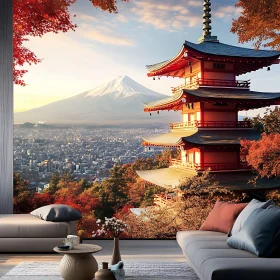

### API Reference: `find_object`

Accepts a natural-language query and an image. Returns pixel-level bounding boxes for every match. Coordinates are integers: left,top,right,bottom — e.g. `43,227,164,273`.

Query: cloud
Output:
188,1,202,7
131,0,201,31
116,14,128,23
78,14,99,22
214,6,243,20
79,24,135,46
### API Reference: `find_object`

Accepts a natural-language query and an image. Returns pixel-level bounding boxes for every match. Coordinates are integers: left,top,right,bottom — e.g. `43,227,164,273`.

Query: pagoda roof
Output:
136,167,196,189
185,41,280,59
142,128,260,147
183,88,280,101
137,168,280,191
144,88,280,112
143,129,197,147
146,41,280,77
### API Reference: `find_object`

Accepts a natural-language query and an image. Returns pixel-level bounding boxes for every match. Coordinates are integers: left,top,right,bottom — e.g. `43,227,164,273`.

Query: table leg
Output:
59,253,98,280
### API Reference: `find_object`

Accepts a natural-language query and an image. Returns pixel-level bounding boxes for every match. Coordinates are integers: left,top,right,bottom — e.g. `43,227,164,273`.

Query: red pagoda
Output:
137,0,280,191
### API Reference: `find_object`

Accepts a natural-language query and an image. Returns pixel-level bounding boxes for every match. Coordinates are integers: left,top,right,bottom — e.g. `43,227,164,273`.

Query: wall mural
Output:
13,0,280,239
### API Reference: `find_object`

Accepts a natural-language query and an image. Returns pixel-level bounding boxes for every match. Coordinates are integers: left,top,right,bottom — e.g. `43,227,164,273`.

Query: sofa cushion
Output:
0,214,70,238
31,204,82,222
177,230,227,252
200,201,248,233
227,207,280,257
201,258,280,280
230,199,274,236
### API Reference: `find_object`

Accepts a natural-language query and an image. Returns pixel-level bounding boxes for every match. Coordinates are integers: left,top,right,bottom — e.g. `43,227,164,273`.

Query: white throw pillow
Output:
230,199,275,236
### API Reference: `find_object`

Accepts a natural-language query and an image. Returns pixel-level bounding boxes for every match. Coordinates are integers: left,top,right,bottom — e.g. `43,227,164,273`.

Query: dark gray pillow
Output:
227,207,280,257
31,204,82,222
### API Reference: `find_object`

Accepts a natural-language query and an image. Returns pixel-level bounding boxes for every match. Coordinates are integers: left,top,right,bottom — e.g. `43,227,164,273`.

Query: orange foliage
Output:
240,133,280,178
29,192,54,210
54,182,99,214
231,0,280,50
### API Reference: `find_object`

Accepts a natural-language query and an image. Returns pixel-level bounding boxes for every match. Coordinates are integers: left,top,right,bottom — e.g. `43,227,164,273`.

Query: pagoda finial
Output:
203,0,212,36
198,0,219,44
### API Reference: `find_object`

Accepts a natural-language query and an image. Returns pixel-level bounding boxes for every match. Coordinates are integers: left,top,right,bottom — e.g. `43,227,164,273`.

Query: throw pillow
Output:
227,207,280,257
31,204,82,222
200,200,248,234
230,199,275,236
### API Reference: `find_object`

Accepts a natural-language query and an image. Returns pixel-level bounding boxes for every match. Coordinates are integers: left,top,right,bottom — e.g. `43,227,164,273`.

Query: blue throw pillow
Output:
230,199,275,236
227,207,280,257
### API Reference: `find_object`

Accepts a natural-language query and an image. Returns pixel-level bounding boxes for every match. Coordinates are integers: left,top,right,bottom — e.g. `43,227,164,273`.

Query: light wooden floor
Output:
0,240,186,277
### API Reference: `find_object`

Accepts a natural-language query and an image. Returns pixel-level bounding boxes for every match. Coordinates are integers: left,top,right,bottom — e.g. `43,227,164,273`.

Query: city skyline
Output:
14,0,280,117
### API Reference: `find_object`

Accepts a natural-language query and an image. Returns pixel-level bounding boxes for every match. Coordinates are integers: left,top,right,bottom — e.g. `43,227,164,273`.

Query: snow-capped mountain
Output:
15,76,180,125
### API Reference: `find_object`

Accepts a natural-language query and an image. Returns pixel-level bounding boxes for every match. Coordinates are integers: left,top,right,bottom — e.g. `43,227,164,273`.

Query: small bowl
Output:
57,245,70,251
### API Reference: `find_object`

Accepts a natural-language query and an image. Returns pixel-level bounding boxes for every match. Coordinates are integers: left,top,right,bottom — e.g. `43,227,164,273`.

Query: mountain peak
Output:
14,75,181,125
82,76,162,99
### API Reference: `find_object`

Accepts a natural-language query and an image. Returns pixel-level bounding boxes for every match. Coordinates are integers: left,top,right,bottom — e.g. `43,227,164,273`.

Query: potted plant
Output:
93,217,128,264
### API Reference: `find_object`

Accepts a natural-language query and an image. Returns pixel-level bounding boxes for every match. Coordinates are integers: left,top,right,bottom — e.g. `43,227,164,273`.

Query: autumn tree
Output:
231,0,280,50
245,107,280,134
14,0,128,85
240,133,280,178
13,173,32,213
120,171,244,239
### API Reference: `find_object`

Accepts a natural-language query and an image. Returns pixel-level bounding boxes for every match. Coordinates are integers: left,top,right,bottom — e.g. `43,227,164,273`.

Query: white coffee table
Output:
54,244,102,280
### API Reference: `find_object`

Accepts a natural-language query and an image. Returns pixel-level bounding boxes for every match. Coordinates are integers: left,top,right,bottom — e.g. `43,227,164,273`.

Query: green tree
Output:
103,164,129,208
47,171,60,194
245,107,280,133
13,173,32,213
13,172,29,197
94,164,129,219
141,185,166,207
80,178,91,190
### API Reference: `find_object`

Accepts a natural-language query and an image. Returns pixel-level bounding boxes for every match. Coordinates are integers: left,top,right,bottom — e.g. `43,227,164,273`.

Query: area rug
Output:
0,261,199,280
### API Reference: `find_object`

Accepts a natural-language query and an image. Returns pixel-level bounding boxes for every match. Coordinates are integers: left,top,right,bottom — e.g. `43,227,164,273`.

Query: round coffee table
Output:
54,244,102,280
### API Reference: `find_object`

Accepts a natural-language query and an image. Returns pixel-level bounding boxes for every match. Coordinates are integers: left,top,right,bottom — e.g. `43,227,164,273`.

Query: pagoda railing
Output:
154,194,175,207
196,162,251,171
170,158,197,169
170,159,251,171
198,78,250,88
171,79,250,94
170,121,196,129
170,120,252,129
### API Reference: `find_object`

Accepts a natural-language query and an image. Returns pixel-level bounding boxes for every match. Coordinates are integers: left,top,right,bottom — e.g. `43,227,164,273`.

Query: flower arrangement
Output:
92,217,128,238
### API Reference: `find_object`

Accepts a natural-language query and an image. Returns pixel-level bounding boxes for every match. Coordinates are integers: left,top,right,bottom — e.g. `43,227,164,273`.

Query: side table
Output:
54,244,102,280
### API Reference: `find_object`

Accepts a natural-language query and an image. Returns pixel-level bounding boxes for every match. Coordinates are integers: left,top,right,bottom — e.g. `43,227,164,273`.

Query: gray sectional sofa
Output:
177,230,280,280
0,214,77,252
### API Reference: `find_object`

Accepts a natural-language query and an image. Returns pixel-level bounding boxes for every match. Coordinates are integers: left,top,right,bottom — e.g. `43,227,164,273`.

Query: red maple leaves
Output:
13,0,129,86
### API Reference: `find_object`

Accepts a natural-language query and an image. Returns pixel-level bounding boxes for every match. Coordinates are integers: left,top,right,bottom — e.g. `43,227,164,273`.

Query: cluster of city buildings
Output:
14,126,166,192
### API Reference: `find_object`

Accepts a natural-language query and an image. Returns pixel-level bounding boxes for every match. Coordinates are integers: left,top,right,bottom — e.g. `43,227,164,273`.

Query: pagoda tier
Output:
136,168,280,191
144,88,280,112
142,129,260,147
142,129,259,172
146,41,280,78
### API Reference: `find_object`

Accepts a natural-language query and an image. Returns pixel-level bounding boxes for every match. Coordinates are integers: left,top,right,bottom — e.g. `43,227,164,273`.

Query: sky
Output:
14,0,280,117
